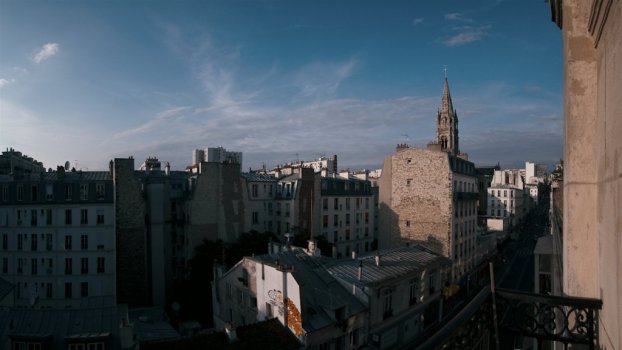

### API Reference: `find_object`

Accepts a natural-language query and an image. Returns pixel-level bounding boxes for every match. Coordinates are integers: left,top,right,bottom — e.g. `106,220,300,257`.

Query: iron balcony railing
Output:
415,286,602,350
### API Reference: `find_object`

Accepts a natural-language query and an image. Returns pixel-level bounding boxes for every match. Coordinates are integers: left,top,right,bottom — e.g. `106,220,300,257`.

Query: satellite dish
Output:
64,161,70,171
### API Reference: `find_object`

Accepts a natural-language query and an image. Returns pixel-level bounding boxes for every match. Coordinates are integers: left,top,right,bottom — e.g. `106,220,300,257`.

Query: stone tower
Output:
436,77,459,155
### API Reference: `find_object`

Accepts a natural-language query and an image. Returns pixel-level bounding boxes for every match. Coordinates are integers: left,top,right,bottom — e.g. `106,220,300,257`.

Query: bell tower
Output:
436,70,459,155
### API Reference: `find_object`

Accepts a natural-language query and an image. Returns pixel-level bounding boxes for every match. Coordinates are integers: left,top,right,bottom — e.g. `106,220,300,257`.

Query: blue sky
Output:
0,0,562,172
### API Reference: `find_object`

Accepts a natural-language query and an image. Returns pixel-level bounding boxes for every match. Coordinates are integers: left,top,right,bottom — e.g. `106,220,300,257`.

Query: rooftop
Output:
326,245,450,287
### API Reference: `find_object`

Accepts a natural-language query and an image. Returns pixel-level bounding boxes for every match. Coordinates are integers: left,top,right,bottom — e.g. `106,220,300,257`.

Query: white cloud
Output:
444,12,473,22
443,25,491,47
413,17,424,25
33,43,60,64
0,78,15,88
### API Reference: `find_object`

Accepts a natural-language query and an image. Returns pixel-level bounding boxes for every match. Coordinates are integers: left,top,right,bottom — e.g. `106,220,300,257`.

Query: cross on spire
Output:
443,65,448,79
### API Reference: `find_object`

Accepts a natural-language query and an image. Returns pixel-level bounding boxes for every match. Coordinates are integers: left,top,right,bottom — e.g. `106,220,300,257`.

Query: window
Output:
65,258,72,274
65,209,72,225
30,209,37,226
31,185,38,201
96,210,104,225
46,234,53,251
2,257,7,273
406,220,410,227
2,185,7,201
17,184,24,201
323,215,328,228
81,258,88,274
65,184,72,200
429,270,437,294
333,214,338,227
365,198,369,209
334,198,338,210
31,233,37,251
323,198,328,210
80,209,88,225
65,282,72,298
252,212,259,224
80,184,88,200
17,234,23,250
17,258,23,273
406,178,412,186
2,234,6,250
81,282,88,297
409,278,419,305
365,212,369,224
46,184,54,200
31,258,37,275
251,184,258,197
96,183,105,200
226,283,232,298
46,209,52,225
383,289,393,319
65,235,72,250
97,257,105,273
17,210,21,226
345,229,350,240
345,214,350,225
46,283,52,298
346,198,350,210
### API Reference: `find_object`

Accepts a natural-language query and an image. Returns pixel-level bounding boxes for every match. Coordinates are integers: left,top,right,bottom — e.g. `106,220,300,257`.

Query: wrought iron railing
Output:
413,286,602,350
496,288,602,350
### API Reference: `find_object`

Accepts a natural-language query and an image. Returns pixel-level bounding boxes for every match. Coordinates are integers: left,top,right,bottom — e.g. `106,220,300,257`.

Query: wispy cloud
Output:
0,78,15,88
293,58,358,99
413,17,424,25
444,12,474,23
112,106,192,140
443,25,491,46
33,43,60,64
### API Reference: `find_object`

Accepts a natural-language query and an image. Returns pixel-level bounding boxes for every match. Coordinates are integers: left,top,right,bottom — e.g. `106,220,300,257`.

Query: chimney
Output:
358,260,363,281
307,239,317,256
225,322,238,343
374,253,381,267
165,162,170,176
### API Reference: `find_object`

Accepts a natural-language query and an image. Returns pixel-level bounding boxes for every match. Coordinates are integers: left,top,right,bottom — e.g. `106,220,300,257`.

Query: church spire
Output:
436,72,459,155
440,77,454,115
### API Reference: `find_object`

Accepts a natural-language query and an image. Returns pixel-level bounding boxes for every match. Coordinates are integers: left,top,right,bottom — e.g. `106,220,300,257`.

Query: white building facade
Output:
0,169,116,308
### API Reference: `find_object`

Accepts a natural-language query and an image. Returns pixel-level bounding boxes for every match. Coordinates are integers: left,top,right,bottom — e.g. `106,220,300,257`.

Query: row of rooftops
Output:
250,243,449,289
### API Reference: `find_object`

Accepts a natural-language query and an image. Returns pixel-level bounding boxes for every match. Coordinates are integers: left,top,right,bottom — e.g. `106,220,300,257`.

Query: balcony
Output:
417,286,602,350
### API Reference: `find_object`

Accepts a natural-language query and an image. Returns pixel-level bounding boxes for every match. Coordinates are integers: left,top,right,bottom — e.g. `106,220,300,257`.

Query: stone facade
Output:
550,0,622,348
378,79,478,281
379,147,477,281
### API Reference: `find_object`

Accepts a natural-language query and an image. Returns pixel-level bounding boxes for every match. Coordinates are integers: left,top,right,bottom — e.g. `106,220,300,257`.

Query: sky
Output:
0,0,563,172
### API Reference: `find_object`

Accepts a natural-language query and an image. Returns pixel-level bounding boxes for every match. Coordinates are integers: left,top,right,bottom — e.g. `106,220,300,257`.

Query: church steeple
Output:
436,73,459,155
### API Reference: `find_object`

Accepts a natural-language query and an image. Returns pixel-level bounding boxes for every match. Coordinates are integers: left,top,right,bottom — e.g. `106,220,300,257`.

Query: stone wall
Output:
559,1,621,348
380,148,453,256
113,158,150,307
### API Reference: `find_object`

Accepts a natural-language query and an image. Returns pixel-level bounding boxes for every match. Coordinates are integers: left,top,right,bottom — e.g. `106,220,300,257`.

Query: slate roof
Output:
240,173,277,182
326,246,451,287
129,307,180,343
0,171,112,182
0,305,129,349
